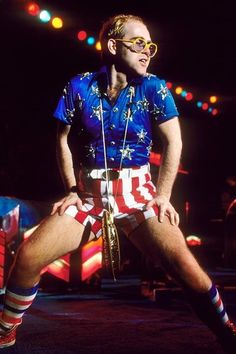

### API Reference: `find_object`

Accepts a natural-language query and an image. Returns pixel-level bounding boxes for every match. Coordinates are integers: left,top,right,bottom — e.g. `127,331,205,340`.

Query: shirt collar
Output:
93,66,145,95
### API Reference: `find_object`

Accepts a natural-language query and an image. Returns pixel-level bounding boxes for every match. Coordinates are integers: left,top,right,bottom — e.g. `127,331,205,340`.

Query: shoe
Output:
218,321,236,354
0,326,17,348
0,317,21,349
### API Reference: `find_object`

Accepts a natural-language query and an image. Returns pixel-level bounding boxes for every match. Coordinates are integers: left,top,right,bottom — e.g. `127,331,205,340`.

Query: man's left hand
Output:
146,195,180,226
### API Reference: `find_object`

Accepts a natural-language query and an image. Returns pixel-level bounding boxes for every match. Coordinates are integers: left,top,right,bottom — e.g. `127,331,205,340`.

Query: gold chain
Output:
100,85,135,281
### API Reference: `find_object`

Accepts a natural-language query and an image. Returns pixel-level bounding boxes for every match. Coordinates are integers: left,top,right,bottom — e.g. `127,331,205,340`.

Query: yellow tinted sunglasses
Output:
115,37,158,58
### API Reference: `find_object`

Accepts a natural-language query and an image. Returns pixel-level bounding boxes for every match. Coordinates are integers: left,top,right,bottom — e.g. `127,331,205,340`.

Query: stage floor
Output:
1,272,236,354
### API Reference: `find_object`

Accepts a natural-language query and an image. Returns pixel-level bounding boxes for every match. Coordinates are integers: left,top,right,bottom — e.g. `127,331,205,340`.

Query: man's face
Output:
115,20,154,77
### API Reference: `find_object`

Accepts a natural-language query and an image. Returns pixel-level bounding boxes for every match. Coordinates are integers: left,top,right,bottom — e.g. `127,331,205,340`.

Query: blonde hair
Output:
99,14,145,61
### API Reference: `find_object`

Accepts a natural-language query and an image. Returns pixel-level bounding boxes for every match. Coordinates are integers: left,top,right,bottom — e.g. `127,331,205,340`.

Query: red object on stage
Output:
81,238,103,281
41,254,71,282
0,229,6,288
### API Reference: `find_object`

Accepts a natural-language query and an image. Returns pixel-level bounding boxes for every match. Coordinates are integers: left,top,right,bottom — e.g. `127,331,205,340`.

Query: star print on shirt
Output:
127,86,135,98
145,73,156,80
146,141,153,156
136,97,149,112
80,72,92,80
120,145,135,160
62,84,70,99
90,105,102,120
158,84,169,100
123,108,134,121
91,85,102,98
137,129,147,143
62,89,67,98
66,108,75,122
54,70,179,168
76,93,85,110
151,104,165,119
85,144,96,158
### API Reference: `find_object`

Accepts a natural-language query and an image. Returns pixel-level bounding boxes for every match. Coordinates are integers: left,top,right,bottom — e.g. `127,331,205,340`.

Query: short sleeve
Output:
53,81,76,125
151,79,179,124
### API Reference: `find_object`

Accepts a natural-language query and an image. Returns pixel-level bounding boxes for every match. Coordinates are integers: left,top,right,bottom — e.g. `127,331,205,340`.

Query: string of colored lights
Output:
25,2,101,49
166,82,219,116
25,1,219,116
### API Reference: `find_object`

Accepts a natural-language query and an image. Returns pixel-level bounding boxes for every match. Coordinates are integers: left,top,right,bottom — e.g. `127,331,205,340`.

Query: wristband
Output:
69,186,78,193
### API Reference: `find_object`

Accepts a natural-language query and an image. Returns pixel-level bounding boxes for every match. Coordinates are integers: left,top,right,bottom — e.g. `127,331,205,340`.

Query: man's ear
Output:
107,38,117,55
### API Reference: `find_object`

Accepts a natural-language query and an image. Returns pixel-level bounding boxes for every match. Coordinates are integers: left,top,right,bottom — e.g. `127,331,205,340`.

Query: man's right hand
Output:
51,192,83,216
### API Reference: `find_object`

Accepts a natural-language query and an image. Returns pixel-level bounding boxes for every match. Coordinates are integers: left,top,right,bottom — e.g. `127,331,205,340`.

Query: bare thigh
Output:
12,212,95,280
128,216,211,292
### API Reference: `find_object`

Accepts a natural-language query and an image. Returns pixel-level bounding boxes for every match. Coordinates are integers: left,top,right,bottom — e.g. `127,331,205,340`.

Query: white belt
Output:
83,164,150,180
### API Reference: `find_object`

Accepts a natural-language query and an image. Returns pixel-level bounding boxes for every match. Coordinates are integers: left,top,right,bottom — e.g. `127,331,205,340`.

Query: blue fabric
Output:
54,66,179,168
0,197,40,229
208,283,217,298
7,283,39,296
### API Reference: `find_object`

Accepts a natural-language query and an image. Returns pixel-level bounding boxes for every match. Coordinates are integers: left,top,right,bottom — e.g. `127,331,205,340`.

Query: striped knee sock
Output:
0,283,39,332
185,283,231,337
208,283,230,325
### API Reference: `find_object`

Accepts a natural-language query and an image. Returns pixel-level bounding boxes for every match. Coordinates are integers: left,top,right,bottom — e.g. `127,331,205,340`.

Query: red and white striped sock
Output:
0,283,39,332
208,283,230,325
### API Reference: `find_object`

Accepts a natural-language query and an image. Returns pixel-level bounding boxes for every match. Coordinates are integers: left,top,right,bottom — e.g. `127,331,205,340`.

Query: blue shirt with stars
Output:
53,66,179,169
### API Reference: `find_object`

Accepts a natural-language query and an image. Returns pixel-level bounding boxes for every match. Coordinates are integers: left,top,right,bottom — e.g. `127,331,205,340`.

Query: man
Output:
0,14,235,352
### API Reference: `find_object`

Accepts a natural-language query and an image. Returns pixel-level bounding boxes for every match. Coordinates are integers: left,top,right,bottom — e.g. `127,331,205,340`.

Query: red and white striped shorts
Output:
65,164,159,238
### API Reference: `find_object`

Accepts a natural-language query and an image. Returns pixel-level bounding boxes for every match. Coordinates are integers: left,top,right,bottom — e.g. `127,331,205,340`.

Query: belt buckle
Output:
102,170,119,181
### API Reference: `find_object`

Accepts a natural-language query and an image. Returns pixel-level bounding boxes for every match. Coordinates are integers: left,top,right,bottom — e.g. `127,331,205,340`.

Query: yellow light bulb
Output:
52,17,63,29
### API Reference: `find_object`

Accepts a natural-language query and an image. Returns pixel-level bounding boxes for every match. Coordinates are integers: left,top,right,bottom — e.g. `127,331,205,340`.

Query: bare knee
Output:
12,241,42,277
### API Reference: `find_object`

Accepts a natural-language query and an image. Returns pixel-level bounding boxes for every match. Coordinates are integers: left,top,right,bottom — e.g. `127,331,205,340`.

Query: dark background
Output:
0,0,235,228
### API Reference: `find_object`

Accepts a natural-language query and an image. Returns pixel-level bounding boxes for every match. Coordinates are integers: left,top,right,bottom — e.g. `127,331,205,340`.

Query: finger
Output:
146,200,154,210
76,199,83,210
175,212,180,226
51,202,62,215
59,197,81,215
59,202,69,215
169,210,176,225
158,205,165,223
58,199,73,215
50,205,57,215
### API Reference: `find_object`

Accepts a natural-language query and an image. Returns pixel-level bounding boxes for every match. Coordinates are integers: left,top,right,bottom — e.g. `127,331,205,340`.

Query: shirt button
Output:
109,124,116,130
113,107,119,112
110,141,115,146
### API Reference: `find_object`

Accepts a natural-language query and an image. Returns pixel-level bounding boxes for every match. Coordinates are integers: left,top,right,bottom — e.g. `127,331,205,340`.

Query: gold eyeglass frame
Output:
115,37,158,58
